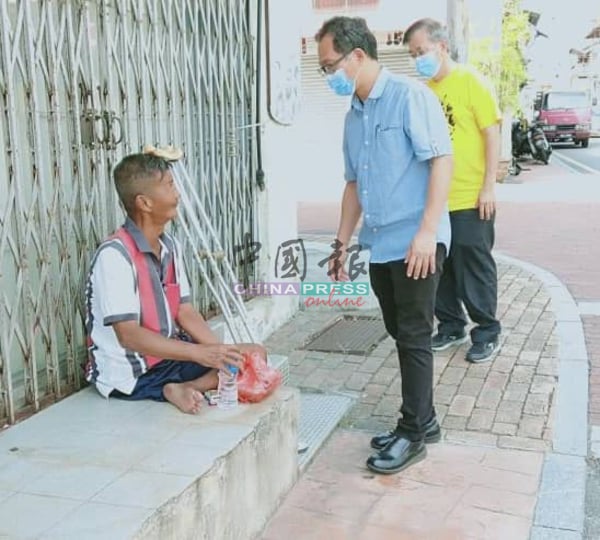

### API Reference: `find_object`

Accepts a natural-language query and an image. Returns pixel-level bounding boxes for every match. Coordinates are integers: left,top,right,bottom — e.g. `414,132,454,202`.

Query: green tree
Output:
469,0,530,113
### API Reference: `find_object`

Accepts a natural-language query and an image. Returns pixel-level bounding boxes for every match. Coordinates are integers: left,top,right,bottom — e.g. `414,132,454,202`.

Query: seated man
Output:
85,151,265,414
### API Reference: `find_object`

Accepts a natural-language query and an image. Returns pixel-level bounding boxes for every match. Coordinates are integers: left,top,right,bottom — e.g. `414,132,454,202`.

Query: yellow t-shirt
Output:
428,66,501,211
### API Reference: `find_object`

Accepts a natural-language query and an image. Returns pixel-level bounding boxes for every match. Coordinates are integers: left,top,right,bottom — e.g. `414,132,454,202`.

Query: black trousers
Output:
369,244,446,441
435,209,501,343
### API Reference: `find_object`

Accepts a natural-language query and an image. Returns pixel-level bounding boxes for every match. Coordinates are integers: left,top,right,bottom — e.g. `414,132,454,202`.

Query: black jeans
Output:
435,209,501,344
369,244,446,441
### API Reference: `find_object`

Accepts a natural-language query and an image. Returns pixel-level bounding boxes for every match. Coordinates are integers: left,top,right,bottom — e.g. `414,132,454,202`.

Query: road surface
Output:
552,137,600,174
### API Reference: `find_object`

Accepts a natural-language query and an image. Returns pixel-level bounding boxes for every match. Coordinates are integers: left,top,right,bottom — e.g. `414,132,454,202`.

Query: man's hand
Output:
193,344,244,372
328,243,349,282
477,184,496,221
406,229,437,279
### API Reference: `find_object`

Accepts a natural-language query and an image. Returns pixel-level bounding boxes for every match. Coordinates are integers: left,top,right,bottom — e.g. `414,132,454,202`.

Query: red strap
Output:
86,228,180,373
116,228,179,367
87,228,179,370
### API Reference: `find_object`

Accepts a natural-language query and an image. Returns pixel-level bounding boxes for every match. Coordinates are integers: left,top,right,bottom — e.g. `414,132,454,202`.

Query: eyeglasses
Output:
317,52,350,76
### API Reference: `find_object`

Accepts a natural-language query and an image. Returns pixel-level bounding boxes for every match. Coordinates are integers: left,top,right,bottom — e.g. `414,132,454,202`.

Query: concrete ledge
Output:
533,454,586,533
0,386,299,539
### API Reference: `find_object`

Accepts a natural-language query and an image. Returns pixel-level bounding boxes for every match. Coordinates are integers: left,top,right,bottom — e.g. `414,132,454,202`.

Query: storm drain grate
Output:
298,392,355,471
302,315,387,355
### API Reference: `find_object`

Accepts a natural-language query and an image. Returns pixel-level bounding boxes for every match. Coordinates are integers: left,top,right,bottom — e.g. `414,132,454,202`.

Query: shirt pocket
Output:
376,124,403,136
375,125,403,163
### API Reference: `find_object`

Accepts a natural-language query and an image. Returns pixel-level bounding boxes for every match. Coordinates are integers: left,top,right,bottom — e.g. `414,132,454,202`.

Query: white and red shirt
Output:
85,219,191,397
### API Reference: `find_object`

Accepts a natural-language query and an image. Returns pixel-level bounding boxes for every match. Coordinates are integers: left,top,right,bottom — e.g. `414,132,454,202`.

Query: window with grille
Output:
313,0,379,10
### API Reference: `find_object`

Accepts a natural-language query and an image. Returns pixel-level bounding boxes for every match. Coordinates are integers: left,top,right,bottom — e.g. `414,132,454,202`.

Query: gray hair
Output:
403,18,449,45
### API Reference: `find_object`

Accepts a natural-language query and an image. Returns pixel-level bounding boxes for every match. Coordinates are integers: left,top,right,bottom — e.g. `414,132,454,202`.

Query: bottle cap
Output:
228,365,239,374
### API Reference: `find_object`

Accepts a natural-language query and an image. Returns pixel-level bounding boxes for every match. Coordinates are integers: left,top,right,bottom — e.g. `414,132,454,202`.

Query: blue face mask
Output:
415,51,442,79
326,68,355,96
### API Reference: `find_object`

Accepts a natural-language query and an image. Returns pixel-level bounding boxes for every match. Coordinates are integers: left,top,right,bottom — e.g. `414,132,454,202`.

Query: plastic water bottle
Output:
217,366,238,410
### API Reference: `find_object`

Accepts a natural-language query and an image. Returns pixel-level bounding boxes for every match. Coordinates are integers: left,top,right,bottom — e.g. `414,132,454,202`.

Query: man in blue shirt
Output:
316,17,453,475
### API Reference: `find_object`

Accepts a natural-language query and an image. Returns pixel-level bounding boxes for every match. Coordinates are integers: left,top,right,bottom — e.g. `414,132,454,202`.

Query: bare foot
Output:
163,382,203,414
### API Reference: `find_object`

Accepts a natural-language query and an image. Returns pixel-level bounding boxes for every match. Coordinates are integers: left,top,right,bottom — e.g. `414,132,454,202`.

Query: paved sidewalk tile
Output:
262,430,543,540
265,259,558,446
263,244,559,539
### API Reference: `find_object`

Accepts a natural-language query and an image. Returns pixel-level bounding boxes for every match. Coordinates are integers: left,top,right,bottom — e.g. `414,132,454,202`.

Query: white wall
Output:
240,0,310,340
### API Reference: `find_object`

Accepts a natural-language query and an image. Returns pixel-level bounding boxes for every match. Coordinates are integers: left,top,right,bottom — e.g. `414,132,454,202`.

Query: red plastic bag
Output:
237,352,283,403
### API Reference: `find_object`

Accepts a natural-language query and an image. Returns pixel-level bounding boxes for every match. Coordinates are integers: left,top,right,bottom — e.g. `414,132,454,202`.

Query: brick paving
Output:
297,167,600,430
263,258,556,538
266,262,557,451
584,316,600,426
495,197,600,432
279,160,600,538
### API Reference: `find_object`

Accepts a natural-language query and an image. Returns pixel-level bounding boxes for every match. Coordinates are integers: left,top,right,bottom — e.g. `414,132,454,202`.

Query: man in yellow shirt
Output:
404,18,501,363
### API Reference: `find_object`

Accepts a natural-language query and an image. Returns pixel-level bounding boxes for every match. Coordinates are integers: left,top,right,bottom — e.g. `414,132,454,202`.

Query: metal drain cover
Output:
298,392,354,470
303,315,387,355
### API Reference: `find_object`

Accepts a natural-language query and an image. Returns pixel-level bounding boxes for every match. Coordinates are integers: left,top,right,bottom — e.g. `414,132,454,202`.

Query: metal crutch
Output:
170,161,256,343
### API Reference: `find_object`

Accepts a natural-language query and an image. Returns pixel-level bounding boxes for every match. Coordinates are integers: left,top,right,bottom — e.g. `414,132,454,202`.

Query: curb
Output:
496,253,588,540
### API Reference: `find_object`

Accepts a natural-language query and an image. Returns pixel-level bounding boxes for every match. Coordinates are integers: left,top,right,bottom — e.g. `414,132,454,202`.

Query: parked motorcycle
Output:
511,118,552,166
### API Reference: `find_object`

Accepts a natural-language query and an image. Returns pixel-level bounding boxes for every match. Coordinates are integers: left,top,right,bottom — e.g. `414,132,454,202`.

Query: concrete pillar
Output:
501,108,514,168
447,0,469,63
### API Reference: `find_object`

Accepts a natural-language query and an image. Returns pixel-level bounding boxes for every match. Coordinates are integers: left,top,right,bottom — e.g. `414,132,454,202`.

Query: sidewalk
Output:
495,158,600,539
262,249,560,539
261,158,599,539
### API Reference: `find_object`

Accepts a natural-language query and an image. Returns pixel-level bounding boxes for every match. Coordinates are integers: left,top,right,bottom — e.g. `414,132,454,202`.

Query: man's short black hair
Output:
113,153,170,216
315,16,378,60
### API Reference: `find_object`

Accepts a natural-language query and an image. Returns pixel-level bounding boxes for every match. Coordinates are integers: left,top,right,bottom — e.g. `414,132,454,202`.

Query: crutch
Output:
172,161,255,343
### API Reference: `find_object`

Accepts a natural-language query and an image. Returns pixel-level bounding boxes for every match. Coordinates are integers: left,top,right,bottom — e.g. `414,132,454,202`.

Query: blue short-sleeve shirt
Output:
343,68,453,263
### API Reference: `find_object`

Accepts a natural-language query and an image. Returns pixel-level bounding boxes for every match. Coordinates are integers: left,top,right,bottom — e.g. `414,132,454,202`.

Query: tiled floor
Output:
262,430,543,540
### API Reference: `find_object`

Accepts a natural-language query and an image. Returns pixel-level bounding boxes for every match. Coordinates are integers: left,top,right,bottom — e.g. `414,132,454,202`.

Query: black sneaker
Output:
466,340,499,363
431,332,468,351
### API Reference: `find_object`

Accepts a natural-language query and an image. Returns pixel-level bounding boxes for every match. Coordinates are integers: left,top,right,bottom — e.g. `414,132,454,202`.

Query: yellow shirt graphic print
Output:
428,66,501,212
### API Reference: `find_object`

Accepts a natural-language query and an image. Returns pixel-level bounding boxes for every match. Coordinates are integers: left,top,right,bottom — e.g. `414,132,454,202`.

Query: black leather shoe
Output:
366,435,426,475
370,417,441,450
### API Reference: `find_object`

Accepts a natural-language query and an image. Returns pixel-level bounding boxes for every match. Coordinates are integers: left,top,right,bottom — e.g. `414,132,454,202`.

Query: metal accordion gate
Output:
0,0,258,424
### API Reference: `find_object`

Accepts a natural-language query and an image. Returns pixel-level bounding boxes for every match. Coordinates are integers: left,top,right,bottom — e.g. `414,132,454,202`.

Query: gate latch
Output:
81,109,123,150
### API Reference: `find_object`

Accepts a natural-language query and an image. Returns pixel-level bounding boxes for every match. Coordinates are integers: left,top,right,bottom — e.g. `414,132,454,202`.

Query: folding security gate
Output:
0,0,258,424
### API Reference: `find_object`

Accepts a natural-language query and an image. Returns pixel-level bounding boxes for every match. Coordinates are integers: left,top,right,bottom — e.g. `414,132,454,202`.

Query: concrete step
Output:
0,386,299,540
0,353,353,539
